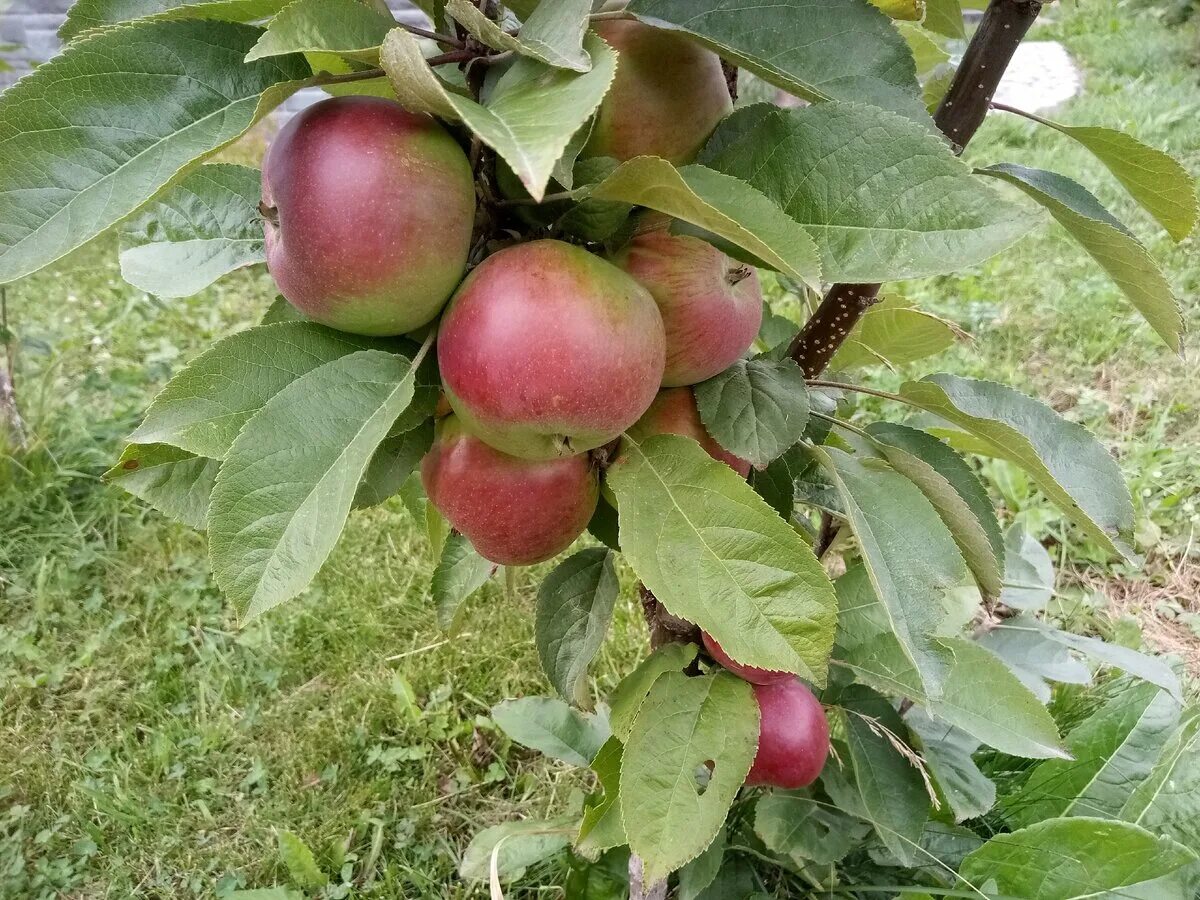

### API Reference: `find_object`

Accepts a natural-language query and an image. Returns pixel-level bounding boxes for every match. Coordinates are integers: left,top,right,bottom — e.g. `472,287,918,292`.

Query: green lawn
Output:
1,1,1198,896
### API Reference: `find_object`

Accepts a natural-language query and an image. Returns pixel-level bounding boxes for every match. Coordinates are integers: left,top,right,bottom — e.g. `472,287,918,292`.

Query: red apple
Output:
438,240,666,460
262,96,475,336
746,678,830,789
613,216,763,386
628,387,750,477
584,20,732,165
702,631,790,684
420,416,599,565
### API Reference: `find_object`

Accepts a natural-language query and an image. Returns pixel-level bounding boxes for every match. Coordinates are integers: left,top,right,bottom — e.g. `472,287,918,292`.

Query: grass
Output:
1,0,1198,895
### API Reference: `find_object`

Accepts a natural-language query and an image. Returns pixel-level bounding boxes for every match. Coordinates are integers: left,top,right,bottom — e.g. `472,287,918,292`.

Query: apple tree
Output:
1,0,1198,894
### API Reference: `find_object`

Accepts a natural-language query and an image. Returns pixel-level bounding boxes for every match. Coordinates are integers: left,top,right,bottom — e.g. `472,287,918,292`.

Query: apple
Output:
438,240,666,460
584,20,732,165
746,678,830,789
702,631,789,684
421,415,599,565
262,96,475,336
613,216,763,386
627,387,750,477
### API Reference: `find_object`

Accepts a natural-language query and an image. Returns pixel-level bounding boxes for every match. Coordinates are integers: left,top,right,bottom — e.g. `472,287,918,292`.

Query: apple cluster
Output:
260,20,826,789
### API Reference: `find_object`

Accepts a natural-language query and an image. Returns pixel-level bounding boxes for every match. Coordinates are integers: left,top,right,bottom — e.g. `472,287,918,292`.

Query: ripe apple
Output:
262,96,475,336
702,631,789,684
438,240,666,460
585,20,732,165
613,216,763,386
627,387,750,477
746,678,830,789
420,415,599,565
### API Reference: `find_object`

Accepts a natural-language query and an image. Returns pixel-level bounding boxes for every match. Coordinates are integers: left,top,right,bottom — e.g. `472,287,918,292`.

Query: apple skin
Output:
702,631,790,685
613,217,763,386
438,240,666,460
262,96,475,336
746,678,831,790
628,387,750,477
584,20,732,165
420,415,599,565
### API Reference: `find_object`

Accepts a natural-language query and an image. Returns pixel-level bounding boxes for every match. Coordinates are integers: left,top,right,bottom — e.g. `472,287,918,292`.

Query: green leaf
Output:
1121,709,1200,851
609,642,699,742
1022,119,1197,241
130,322,415,459
577,736,625,857
432,532,494,635
900,373,1138,562
754,791,871,866
626,0,927,121
868,0,921,20
906,708,997,822
277,831,327,888
245,0,396,64
381,28,615,200
976,617,1090,703
105,443,218,529
828,294,960,370
1032,624,1182,703
677,827,725,900
208,348,423,620
446,0,590,71
923,0,965,38
999,524,1055,610
979,163,1183,353
958,817,1197,900
491,697,609,767
867,422,1003,598
584,158,822,288
750,442,811,520
896,22,948,76
118,164,264,299
693,357,809,468
459,817,574,881
61,0,292,39
0,21,307,285
1004,680,1180,828
608,434,837,683
535,549,619,707
619,671,758,882
701,104,1038,282
813,445,968,697
226,890,303,900
353,419,434,509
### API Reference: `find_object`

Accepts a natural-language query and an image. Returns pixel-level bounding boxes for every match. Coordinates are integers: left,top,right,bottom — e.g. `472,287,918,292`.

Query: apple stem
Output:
399,22,466,48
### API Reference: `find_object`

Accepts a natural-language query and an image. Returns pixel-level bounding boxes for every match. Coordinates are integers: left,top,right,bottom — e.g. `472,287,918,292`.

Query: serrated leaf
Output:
261,296,305,324
750,442,811,520
277,831,327,888
677,827,725,900
535,549,618,707
491,697,609,767
459,817,575,881
209,348,423,620
432,532,494,635
1031,623,1182,703
609,642,699,742
447,0,590,71
576,735,625,857
979,163,1183,353
754,790,870,866
60,0,292,39
353,419,434,509
118,164,265,299
609,434,837,683
1121,709,1200,851
693,357,809,468
626,0,927,121
105,443,218,529
924,0,965,38
245,0,396,64
130,323,422,459
976,617,1091,703
619,671,758,882
584,158,821,288
829,294,960,370
813,446,968,698
866,422,1003,598
0,21,307,285
381,28,615,200
869,0,921,20
1004,680,1180,828
896,22,948,76
901,374,1138,562
959,817,1197,900
907,708,997,822
701,104,1037,282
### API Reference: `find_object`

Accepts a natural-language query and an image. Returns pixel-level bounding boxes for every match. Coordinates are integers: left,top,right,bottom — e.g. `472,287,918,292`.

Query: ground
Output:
0,0,1198,896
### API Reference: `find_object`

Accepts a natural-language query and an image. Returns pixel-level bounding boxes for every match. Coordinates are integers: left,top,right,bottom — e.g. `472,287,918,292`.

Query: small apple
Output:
627,387,750,477
584,20,732,165
746,678,830,789
420,416,599,565
613,216,763,386
262,96,475,336
702,631,789,685
438,240,665,460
